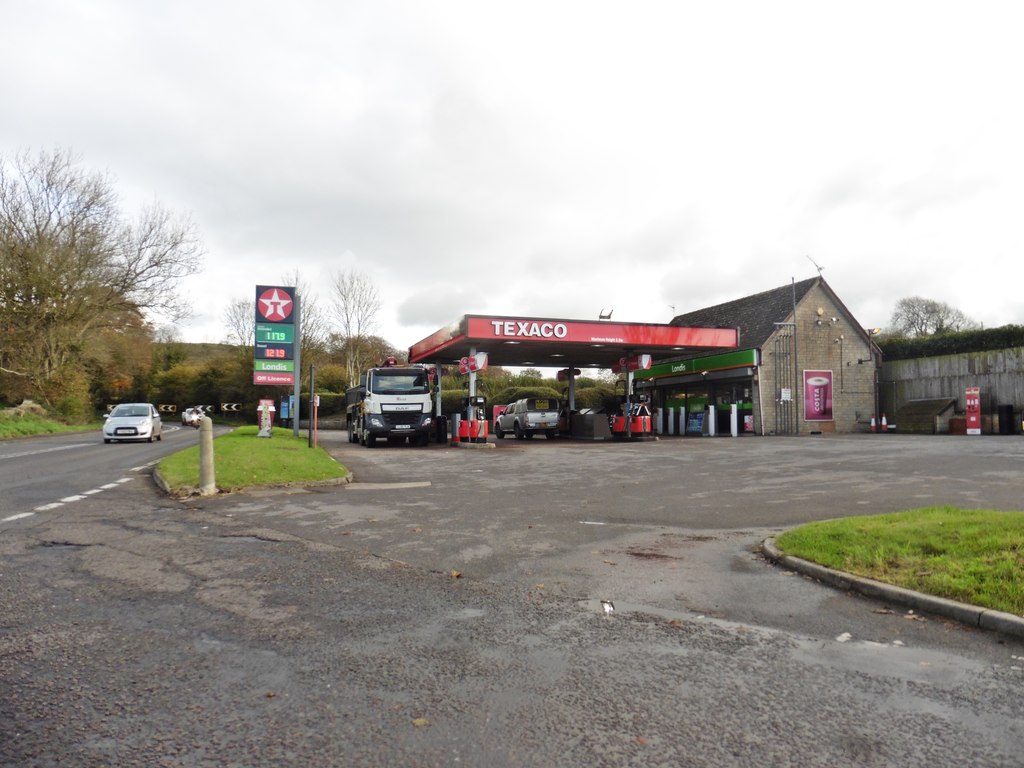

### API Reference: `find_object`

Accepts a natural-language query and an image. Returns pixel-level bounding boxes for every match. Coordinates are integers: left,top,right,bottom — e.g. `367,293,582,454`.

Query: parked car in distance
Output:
103,403,162,443
181,407,203,428
494,397,560,440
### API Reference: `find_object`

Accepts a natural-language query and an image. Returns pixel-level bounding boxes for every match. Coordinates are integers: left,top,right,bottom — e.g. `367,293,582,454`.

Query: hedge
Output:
879,325,1024,361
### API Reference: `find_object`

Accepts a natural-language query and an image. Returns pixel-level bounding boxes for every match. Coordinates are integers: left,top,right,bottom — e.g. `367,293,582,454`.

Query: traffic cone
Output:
869,415,876,432
881,413,888,432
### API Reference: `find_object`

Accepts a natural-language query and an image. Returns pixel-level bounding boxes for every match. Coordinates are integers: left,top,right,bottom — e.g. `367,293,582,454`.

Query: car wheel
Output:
157,433,162,441
104,438,111,444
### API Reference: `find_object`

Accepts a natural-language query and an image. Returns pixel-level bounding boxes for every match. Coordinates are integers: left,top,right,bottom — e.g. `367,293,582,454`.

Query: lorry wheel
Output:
524,432,534,439
546,430,556,439
348,424,357,443
365,434,376,448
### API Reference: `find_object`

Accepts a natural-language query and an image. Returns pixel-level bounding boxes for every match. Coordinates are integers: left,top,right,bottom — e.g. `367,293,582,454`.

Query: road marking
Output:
344,481,432,490
2,512,35,522
0,443,91,461
11,477,137,521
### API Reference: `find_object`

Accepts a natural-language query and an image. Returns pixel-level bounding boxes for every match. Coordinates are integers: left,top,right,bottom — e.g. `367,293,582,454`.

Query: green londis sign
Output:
254,359,295,372
256,323,294,344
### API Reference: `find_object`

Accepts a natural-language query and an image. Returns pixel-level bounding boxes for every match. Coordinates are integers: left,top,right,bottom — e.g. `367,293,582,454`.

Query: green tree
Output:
0,148,204,414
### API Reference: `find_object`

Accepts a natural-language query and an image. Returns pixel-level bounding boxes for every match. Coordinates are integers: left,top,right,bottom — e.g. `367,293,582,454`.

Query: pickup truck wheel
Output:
513,423,523,439
495,425,504,439
545,430,556,439
523,432,534,439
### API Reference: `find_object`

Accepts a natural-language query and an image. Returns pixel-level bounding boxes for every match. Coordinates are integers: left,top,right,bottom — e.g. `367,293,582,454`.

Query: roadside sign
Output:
221,403,241,412
253,285,297,387
158,404,177,413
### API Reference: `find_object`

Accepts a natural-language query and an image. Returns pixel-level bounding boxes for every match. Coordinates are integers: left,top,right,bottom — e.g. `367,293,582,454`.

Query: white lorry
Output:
346,360,435,447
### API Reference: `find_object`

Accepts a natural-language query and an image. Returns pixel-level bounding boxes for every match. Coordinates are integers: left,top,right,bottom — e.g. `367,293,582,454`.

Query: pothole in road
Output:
220,534,284,544
626,549,681,561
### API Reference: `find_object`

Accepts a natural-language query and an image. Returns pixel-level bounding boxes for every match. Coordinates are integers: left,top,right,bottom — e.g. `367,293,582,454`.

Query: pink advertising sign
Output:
803,370,834,421
965,386,981,435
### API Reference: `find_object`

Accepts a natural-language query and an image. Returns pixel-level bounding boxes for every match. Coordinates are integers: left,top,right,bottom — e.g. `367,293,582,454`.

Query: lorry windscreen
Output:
369,372,430,395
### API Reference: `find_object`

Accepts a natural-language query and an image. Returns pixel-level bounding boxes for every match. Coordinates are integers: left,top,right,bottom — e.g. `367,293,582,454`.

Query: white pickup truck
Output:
494,397,560,440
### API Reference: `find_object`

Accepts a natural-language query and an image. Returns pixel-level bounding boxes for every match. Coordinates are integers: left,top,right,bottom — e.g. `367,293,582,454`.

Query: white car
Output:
494,397,560,440
181,407,203,428
103,403,162,443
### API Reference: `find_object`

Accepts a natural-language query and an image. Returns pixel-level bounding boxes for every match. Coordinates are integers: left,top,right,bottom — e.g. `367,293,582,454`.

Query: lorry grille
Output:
383,412,420,427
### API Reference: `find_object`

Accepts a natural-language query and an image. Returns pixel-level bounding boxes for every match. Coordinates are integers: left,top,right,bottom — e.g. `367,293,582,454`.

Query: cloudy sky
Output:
4,1,1022,351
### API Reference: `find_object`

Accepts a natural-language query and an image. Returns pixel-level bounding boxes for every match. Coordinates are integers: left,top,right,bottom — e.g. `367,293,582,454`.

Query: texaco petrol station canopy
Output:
408,315,739,369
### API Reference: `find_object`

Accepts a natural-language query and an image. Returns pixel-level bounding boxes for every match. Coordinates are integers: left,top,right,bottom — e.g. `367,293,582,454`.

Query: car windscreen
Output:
526,398,558,412
369,372,430,395
112,406,150,417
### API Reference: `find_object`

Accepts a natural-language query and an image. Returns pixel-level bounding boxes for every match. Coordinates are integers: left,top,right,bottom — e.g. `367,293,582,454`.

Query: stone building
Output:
636,276,881,435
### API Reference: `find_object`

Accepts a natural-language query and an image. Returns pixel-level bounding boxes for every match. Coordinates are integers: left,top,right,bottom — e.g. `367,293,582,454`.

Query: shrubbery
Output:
879,325,1024,361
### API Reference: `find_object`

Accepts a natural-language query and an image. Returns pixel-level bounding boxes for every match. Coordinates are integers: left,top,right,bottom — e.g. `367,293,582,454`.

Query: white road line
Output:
13,475,138,521
0,443,91,461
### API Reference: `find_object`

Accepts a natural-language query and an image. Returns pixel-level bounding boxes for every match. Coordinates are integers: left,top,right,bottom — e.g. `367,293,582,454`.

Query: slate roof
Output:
671,277,819,350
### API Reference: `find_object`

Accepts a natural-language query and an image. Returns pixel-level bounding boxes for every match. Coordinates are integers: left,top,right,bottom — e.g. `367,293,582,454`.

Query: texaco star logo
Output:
258,288,293,322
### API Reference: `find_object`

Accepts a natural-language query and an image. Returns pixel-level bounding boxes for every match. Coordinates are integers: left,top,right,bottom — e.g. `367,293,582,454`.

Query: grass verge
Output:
775,506,1024,616
157,425,348,493
0,412,99,438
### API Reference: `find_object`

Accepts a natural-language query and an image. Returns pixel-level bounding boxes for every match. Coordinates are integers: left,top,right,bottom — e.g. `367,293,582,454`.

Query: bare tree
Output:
279,269,329,373
889,296,980,337
222,298,255,348
330,269,382,387
0,148,204,409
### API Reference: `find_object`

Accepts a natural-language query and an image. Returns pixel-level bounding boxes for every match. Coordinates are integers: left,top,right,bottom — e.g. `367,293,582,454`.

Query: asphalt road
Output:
2,431,1023,766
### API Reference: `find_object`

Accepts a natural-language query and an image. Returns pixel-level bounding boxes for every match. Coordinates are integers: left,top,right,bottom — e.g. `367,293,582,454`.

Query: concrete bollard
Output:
199,416,216,496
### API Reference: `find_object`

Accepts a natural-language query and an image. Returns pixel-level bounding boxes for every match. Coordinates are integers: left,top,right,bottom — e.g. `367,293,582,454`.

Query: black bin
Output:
997,405,1014,435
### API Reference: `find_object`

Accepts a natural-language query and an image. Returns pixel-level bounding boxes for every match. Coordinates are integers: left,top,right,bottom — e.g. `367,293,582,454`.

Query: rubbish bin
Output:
997,404,1014,435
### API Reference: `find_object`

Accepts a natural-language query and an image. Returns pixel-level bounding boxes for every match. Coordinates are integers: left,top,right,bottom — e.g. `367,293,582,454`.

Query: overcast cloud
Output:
4,1,1022,350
